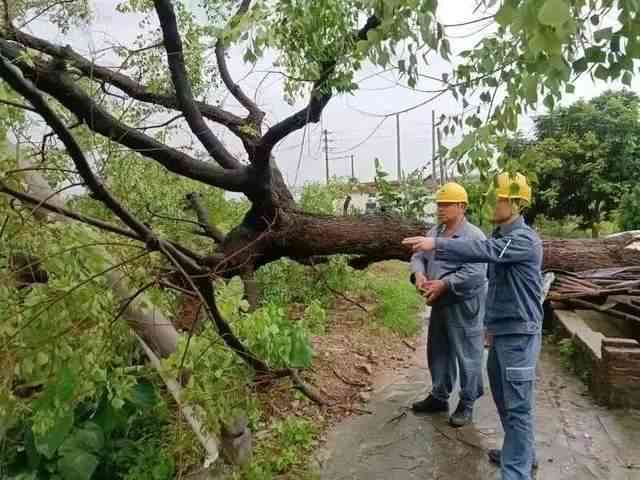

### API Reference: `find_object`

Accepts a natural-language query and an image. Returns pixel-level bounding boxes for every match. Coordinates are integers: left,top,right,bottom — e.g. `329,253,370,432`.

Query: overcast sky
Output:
26,0,638,189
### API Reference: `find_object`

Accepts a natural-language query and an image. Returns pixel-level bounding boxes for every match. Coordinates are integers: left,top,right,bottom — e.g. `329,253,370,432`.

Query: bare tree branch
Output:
0,180,142,241
185,192,226,243
0,53,161,245
136,113,184,131
159,242,273,374
17,0,76,29
215,0,265,126
0,97,36,111
0,40,251,192
7,29,248,139
153,0,243,170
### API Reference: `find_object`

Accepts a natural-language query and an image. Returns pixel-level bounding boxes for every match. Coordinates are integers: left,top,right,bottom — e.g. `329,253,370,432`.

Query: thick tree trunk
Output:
542,235,640,272
222,209,640,273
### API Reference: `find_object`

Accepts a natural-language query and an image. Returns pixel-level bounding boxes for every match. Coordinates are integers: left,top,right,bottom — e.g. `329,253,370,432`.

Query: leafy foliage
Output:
618,184,640,231
512,90,640,236
235,417,319,480
373,159,432,220
298,180,352,215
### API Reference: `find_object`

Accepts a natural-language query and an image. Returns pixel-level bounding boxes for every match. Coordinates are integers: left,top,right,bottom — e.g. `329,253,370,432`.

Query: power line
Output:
345,89,448,118
330,117,388,155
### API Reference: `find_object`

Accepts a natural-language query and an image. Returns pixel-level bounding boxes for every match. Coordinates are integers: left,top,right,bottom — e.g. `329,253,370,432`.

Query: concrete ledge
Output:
554,309,604,360
553,308,640,408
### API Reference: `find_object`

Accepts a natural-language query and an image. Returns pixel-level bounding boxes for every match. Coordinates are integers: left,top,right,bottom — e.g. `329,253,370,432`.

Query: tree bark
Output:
219,209,640,274
542,235,640,272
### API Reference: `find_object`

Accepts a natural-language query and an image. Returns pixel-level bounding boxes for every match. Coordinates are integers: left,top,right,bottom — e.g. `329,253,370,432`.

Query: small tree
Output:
619,185,640,232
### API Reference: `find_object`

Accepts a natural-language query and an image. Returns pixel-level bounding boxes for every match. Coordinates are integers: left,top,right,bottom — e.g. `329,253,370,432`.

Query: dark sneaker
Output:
449,402,473,428
411,395,448,413
488,449,539,469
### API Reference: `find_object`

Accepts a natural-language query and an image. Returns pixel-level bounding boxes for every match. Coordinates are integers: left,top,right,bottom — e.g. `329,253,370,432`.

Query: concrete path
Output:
320,328,640,480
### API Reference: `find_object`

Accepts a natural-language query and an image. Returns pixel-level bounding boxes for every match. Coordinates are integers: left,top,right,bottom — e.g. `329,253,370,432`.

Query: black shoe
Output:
488,449,539,469
411,395,448,413
449,402,473,428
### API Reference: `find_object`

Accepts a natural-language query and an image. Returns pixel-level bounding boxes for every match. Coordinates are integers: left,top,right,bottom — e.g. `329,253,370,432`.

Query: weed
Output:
234,417,319,480
369,275,422,337
556,337,592,384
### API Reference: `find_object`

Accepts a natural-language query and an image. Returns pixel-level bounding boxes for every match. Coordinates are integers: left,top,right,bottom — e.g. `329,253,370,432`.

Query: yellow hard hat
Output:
495,172,532,204
435,182,468,204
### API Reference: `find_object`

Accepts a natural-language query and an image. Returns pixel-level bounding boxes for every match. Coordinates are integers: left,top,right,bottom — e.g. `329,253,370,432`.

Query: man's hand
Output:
423,279,447,305
414,272,428,292
402,236,435,253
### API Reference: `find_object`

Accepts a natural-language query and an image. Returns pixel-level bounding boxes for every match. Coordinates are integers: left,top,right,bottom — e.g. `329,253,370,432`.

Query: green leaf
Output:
611,34,621,53
622,71,633,86
593,27,613,43
572,57,588,74
495,3,515,27
129,381,157,409
543,94,555,110
584,47,606,63
565,83,576,93
35,413,74,459
594,64,609,80
59,423,104,455
243,48,257,64
524,76,538,104
538,0,571,27
57,451,99,480
94,396,124,436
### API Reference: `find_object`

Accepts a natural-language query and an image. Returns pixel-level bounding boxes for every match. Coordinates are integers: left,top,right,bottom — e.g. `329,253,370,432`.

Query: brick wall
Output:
597,338,640,408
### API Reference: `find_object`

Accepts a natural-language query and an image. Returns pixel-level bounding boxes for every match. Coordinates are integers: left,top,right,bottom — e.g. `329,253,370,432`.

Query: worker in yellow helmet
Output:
409,181,488,428
404,172,543,480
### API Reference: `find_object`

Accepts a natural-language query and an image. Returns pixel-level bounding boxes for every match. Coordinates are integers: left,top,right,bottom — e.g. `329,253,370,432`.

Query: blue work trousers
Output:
487,333,541,480
427,298,484,407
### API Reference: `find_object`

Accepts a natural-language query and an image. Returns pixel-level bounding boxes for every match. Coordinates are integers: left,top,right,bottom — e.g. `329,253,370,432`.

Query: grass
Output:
366,261,423,337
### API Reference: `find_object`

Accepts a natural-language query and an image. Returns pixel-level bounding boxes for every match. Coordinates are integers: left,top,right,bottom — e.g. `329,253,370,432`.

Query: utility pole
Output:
323,129,330,184
431,110,437,185
350,154,355,181
396,113,402,181
437,125,445,184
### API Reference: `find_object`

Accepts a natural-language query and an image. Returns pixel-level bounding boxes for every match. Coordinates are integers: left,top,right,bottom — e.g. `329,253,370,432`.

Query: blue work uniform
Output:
410,219,488,409
434,216,544,480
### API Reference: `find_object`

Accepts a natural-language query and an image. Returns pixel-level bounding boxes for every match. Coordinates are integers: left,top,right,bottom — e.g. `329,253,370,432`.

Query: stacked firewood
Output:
547,267,640,324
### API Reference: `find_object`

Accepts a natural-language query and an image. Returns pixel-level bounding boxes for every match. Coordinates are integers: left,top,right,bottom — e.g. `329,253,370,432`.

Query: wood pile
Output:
547,267,640,325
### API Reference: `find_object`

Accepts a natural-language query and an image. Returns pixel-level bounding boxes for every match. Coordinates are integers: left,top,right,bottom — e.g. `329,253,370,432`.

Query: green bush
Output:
618,184,640,231
256,256,358,309
298,180,351,215
2,380,174,480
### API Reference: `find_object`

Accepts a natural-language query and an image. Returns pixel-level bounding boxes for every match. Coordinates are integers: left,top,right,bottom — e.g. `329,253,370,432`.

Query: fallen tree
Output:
1,0,640,378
